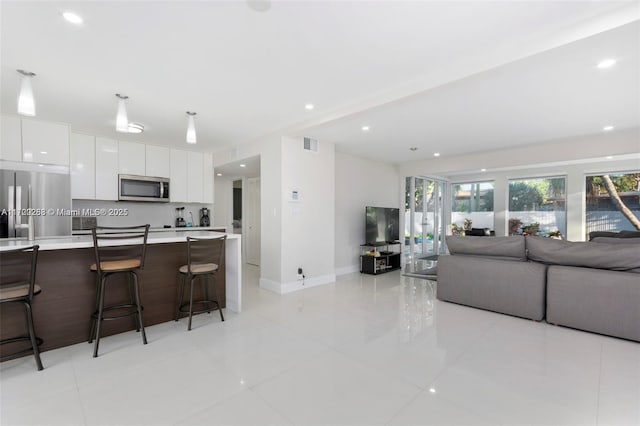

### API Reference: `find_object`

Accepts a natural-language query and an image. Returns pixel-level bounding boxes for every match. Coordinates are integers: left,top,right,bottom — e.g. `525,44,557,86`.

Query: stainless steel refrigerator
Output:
1,169,71,238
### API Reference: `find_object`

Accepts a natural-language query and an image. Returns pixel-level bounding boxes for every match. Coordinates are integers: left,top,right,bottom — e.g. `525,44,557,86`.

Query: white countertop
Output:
71,226,227,235
0,231,240,251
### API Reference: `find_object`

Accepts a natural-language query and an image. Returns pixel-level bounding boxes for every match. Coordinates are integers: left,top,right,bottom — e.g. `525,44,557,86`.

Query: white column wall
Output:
279,136,336,291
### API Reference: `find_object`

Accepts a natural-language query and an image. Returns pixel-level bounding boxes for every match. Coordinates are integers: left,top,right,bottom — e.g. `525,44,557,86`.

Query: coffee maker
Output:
175,207,186,228
199,208,210,227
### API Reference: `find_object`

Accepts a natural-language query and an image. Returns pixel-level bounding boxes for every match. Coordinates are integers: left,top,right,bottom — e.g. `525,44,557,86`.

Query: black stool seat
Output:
0,245,44,371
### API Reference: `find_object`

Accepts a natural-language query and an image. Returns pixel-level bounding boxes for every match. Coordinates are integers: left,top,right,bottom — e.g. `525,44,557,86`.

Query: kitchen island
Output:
0,231,241,354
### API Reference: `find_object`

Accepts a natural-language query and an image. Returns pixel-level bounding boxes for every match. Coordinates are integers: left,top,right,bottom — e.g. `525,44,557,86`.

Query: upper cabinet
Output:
21,119,69,166
203,153,214,204
145,145,170,178
0,115,22,162
70,133,96,199
187,152,204,203
170,149,188,202
118,141,145,175
95,137,119,200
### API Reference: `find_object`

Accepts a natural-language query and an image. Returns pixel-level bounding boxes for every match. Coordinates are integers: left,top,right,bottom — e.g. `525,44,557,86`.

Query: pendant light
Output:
186,111,197,144
17,69,36,116
115,94,129,132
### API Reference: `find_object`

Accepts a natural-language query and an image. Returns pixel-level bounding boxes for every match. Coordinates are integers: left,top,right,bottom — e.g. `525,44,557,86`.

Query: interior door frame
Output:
244,176,261,266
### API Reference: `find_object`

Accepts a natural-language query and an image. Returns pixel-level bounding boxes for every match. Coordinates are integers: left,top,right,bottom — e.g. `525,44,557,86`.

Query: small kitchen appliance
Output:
175,207,186,227
199,208,210,227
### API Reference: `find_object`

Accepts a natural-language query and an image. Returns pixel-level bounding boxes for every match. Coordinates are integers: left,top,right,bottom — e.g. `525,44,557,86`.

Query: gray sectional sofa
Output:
437,235,640,342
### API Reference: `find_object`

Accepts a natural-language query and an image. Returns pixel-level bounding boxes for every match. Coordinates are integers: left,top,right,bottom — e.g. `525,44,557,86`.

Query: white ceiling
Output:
300,20,640,163
215,155,260,180
1,1,638,161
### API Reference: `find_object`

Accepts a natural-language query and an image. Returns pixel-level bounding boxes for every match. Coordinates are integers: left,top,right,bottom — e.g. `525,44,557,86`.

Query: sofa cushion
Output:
591,236,640,244
526,236,640,271
446,235,526,260
589,230,640,240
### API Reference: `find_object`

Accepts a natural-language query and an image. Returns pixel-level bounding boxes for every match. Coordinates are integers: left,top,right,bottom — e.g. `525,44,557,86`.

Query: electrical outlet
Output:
297,267,304,280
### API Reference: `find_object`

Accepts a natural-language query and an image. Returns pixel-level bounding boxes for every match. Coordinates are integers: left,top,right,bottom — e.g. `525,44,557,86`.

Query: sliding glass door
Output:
405,176,448,270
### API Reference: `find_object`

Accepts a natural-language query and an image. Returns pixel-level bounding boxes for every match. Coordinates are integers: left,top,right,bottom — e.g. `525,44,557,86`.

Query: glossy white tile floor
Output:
2,265,639,426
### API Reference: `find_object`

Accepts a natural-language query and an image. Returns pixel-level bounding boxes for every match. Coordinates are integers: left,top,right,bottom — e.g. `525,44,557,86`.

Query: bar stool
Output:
89,225,149,358
175,235,226,330
0,245,43,371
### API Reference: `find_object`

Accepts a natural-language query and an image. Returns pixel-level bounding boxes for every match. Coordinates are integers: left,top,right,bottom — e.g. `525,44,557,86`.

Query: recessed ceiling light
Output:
597,59,616,69
606,155,613,160
40,151,47,155
361,126,370,132
240,164,246,168
216,173,222,176
409,147,418,151
429,388,436,394
62,11,83,25
127,122,144,134
602,125,614,131
305,104,314,110
433,152,440,157
481,168,486,172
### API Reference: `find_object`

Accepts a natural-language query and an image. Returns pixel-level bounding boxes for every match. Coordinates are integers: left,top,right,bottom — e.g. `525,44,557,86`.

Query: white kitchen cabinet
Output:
70,133,96,199
187,152,204,203
203,153,214,204
21,119,69,165
0,115,22,162
170,149,188,202
145,145,170,178
95,137,119,200
118,141,146,175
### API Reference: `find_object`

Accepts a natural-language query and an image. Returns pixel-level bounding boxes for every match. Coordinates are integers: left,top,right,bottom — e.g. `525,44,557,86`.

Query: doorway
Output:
404,176,448,272
233,180,242,234
245,177,261,266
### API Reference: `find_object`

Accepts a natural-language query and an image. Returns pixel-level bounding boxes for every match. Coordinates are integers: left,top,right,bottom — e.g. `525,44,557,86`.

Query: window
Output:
508,176,566,237
451,181,494,234
585,172,640,238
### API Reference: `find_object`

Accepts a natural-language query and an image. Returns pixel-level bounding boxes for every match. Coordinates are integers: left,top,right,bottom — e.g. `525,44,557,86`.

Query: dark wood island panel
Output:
0,242,225,355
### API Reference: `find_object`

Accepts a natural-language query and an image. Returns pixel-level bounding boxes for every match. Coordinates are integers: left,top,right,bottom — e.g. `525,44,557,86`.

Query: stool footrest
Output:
92,304,144,321
178,299,221,315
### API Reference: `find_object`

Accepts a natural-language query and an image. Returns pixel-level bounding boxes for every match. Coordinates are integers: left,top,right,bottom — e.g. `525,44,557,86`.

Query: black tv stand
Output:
360,242,401,275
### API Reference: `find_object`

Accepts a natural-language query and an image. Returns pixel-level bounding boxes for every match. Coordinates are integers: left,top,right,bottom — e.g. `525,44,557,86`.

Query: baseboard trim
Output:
260,274,337,294
259,277,282,294
335,265,360,276
281,273,336,293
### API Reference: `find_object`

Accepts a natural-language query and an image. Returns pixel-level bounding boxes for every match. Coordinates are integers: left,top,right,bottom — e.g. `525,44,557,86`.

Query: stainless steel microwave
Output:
118,175,170,202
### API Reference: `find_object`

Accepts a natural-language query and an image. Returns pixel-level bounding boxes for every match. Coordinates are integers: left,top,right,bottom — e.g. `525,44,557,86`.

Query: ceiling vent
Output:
303,137,319,152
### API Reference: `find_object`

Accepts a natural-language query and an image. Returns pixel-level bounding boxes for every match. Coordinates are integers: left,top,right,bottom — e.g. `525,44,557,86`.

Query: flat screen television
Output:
365,206,400,244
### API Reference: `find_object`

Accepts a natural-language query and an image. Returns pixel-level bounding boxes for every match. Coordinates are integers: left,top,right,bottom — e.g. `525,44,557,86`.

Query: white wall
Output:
213,177,233,230
214,134,337,293
280,136,336,289
71,200,212,228
399,128,640,241
335,152,400,275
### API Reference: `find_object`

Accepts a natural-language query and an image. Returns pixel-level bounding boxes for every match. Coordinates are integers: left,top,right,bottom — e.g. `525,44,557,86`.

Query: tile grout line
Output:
69,351,90,426
249,387,298,426
383,309,505,426
595,339,604,426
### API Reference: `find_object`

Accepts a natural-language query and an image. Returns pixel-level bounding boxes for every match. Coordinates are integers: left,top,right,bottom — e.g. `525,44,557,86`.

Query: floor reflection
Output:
399,278,436,340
